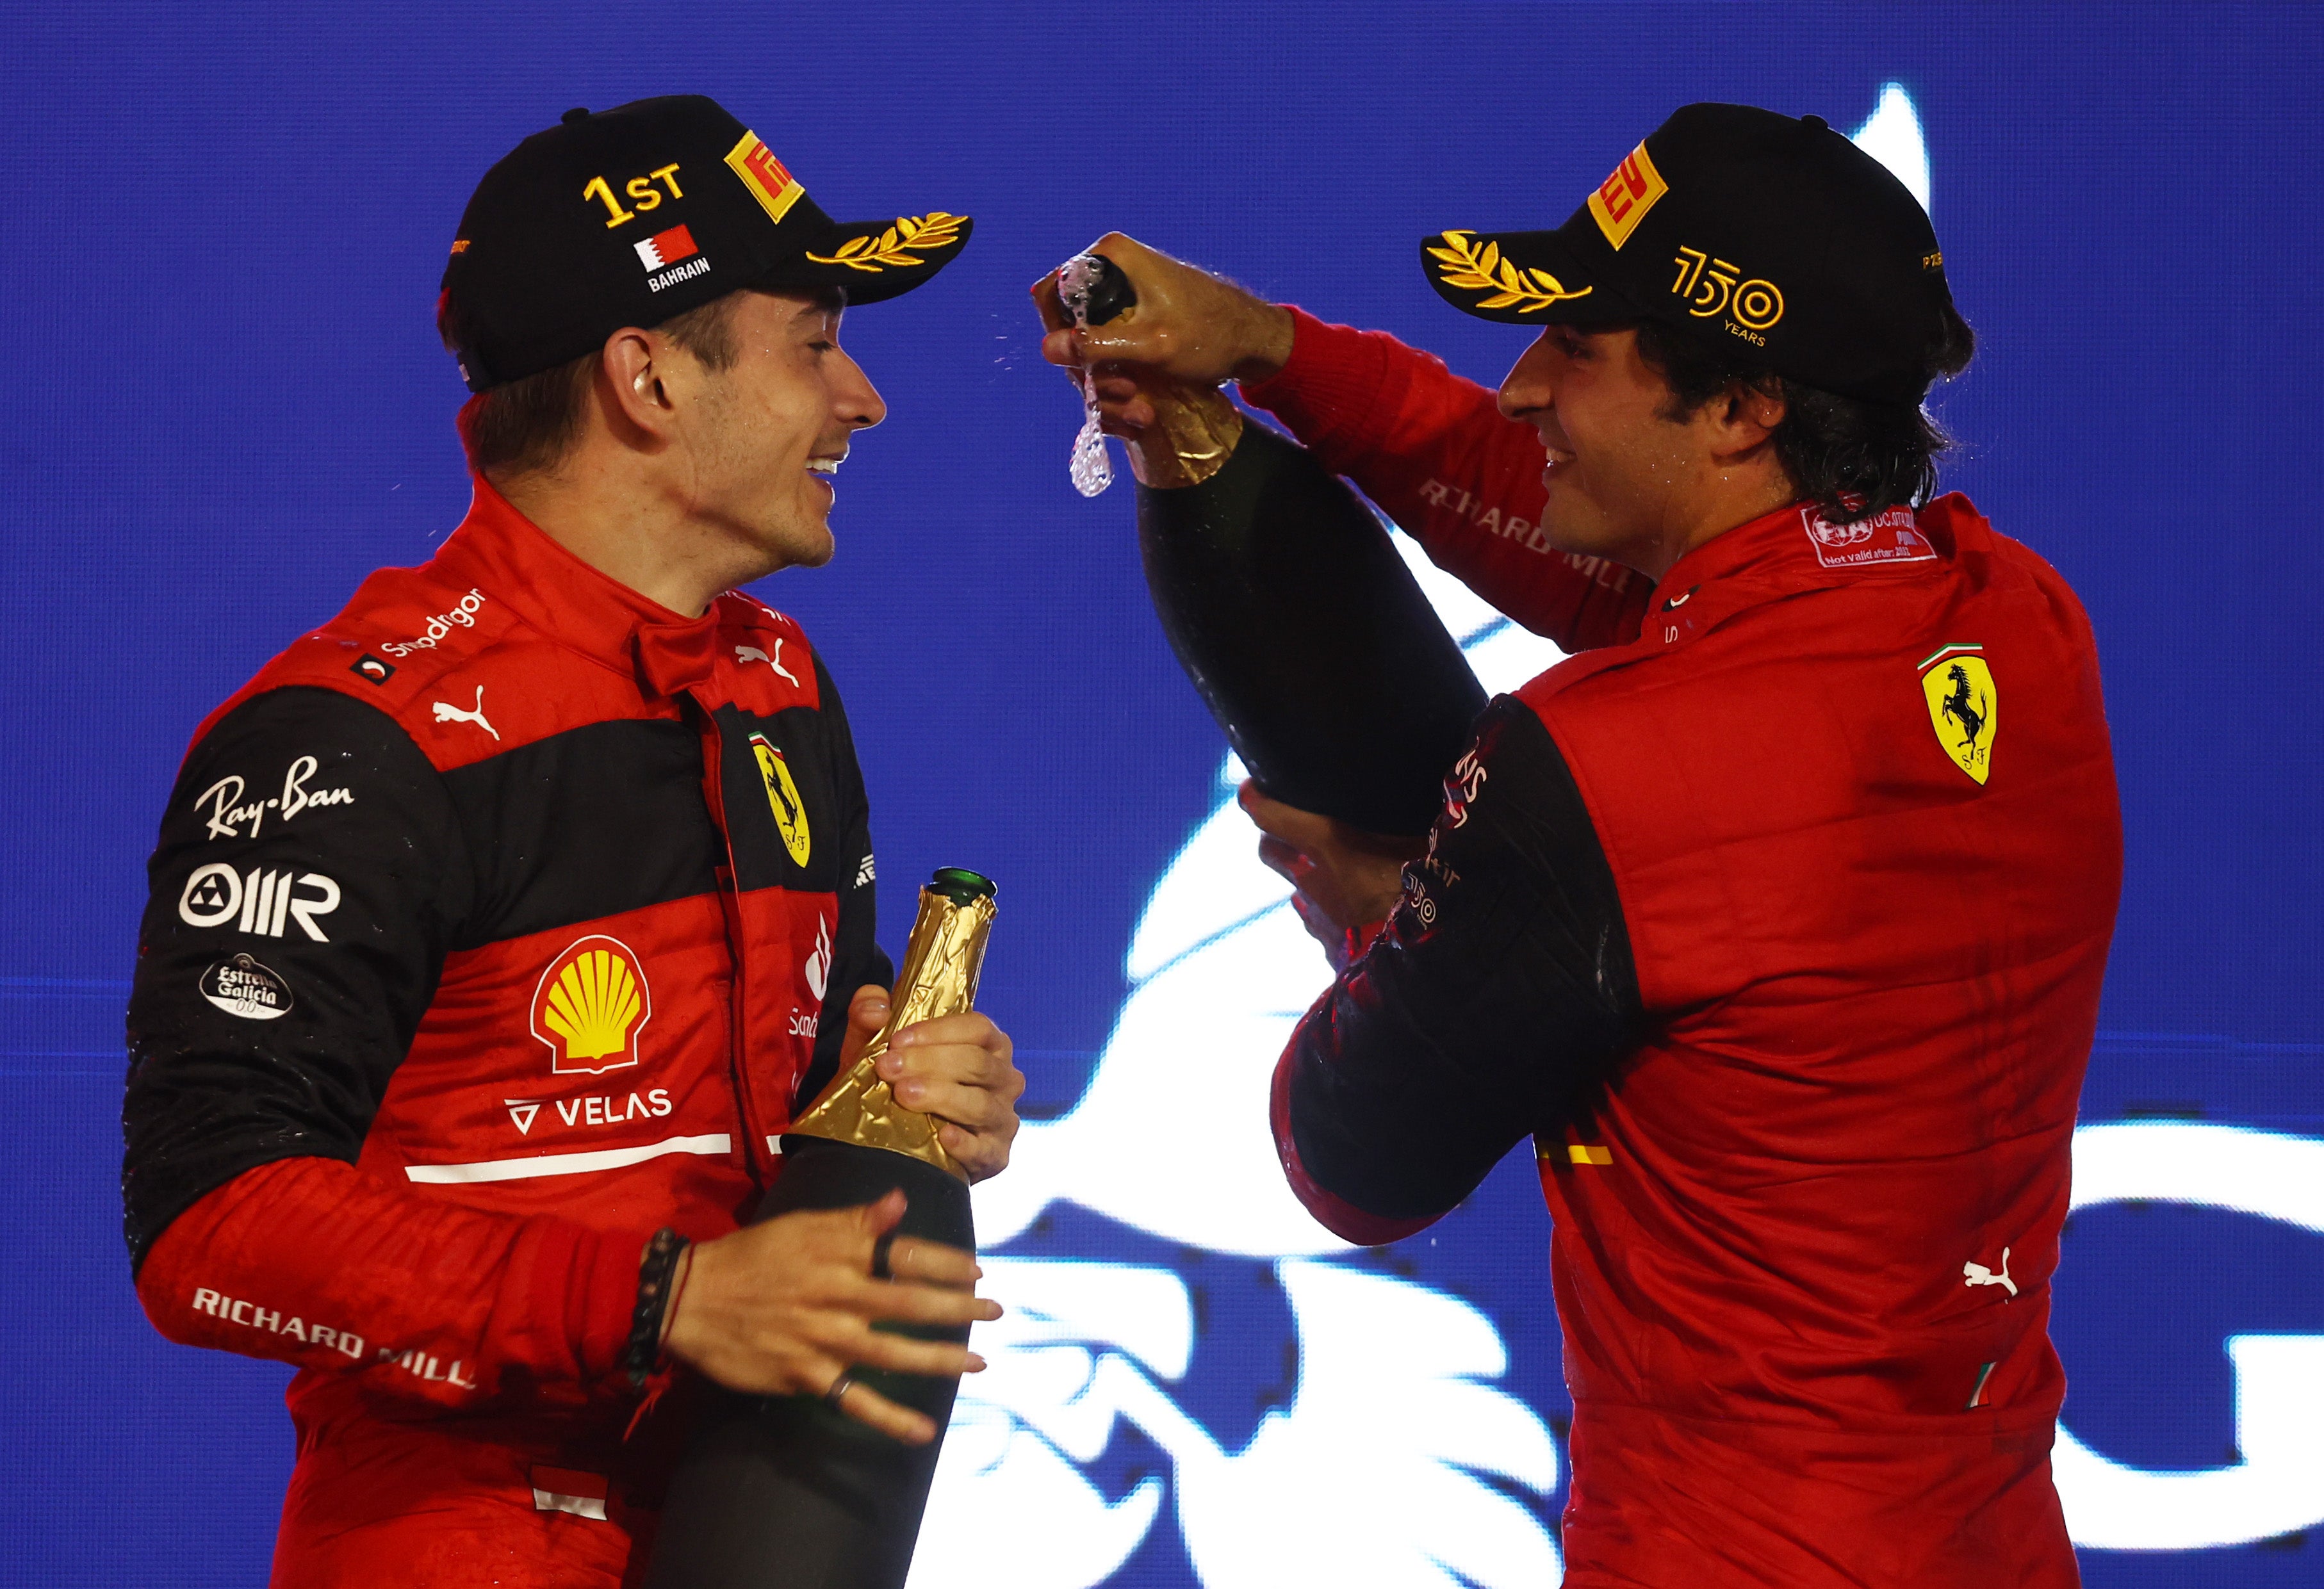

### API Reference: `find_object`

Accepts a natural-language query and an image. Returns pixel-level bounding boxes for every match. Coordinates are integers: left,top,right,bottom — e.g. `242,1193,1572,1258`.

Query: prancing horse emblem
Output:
1919,644,1996,785
748,733,812,866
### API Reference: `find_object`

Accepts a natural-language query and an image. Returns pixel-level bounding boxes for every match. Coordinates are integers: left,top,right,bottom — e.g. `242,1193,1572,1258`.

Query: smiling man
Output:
123,97,1019,1586
1047,104,2122,1586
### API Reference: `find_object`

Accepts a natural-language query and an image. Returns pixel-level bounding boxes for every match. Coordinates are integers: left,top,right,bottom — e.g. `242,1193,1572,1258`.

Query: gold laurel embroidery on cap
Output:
805,212,968,272
1425,231,1594,313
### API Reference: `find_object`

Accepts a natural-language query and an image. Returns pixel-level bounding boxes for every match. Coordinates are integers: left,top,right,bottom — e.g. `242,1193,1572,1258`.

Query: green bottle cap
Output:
927,867,996,905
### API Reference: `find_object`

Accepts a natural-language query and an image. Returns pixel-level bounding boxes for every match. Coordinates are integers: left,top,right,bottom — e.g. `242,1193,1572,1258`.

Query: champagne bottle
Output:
1050,254,1486,837
645,868,997,1589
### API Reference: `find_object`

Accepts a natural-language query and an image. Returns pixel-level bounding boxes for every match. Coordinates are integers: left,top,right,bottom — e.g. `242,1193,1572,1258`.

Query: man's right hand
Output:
1034,232,1295,437
660,1188,999,1445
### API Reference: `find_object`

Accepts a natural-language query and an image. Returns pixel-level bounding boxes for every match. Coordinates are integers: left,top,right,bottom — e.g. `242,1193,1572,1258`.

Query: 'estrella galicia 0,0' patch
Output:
200,954,293,1020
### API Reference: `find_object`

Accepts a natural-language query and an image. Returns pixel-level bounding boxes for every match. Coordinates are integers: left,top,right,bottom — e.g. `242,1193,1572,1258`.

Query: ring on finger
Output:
871,1231,897,1281
824,1369,856,1410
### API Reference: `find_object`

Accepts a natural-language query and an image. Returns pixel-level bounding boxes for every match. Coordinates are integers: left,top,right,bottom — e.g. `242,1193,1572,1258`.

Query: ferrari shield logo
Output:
749,733,812,865
1920,644,1997,785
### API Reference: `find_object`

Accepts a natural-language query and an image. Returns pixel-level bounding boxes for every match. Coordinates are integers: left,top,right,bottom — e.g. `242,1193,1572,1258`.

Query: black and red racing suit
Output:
124,475,890,1586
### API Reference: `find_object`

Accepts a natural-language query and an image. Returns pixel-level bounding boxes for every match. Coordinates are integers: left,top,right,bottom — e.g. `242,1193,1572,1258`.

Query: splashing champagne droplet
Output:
1059,256,1115,498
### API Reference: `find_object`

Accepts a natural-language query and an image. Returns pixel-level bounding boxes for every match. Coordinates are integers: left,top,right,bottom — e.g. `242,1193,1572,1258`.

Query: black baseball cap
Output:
443,95,973,392
1420,102,1952,405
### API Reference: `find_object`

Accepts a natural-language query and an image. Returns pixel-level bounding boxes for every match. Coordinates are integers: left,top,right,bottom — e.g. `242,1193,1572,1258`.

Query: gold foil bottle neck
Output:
1125,382,1243,490
787,879,997,1180
1031,261,1244,491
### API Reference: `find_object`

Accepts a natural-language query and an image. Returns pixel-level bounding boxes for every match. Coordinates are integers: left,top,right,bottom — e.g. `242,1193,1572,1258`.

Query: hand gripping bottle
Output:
645,868,997,1589
1041,254,1485,836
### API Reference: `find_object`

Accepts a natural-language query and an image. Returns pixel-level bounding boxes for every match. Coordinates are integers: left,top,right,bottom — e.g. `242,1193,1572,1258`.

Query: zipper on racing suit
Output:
682,690,776,1187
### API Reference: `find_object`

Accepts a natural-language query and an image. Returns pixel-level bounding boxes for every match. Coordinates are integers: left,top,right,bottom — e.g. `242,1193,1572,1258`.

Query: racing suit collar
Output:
435,473,723,698
1650,498,1817,608
1646,495,1953,619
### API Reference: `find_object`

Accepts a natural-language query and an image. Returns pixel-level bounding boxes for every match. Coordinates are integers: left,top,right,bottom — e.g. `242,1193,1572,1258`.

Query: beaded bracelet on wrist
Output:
624,1228,690,1389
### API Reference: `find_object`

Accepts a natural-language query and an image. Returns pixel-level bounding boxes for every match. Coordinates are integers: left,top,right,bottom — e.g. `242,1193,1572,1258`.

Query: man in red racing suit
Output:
124,97,1020,1586
1052,105,2120,1586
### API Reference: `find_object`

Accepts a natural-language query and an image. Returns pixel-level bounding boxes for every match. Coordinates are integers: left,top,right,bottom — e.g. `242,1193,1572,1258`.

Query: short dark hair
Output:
1632,304,1976,524
436,290,752,480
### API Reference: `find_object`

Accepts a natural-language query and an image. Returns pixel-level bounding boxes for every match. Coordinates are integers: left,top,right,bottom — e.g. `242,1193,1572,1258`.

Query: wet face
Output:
676,289,887,574
1494,325,1709,574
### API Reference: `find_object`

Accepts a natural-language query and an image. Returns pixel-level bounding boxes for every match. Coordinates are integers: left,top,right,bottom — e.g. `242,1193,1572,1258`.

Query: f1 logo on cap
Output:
1588,141,1668,250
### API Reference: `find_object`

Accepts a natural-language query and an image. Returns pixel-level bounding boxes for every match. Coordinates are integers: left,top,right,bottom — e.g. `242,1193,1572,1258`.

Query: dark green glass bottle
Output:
1078,256,1487,837
645,870,994,1589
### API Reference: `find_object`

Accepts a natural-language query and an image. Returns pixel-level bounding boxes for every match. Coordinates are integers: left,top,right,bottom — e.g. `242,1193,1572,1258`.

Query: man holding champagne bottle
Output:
1045,104,2119,1587
122,96,1022,1586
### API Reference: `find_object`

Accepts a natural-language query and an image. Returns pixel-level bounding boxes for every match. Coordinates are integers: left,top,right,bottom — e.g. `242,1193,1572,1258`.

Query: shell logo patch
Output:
750,733,812,865
531,935,651,1075
1587,140,1668,250
1920,644,1997,785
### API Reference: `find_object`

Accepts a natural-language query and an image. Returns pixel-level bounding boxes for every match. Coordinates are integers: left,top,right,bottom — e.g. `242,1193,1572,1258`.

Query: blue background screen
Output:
3,3,2319,1584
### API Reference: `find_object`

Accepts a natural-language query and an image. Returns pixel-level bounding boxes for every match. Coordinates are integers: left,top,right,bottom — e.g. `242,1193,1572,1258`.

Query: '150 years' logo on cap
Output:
531,935,652,1075
750,733,812,866
1920,643,1998,786
1671,245,1785,334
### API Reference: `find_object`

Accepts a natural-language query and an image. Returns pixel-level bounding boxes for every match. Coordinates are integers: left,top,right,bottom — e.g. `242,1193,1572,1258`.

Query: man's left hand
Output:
835,985,1024,1182
1238,780,1425,949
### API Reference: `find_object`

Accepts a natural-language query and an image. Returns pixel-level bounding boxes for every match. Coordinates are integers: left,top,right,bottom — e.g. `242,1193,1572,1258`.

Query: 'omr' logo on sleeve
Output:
1587,140,1669,250
530,936,651,1075
725,133,805,225
749,733,812,866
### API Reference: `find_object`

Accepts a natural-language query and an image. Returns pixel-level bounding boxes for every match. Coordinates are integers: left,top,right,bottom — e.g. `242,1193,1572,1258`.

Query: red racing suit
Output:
1247,311,2122,1586
122,476,891,1586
